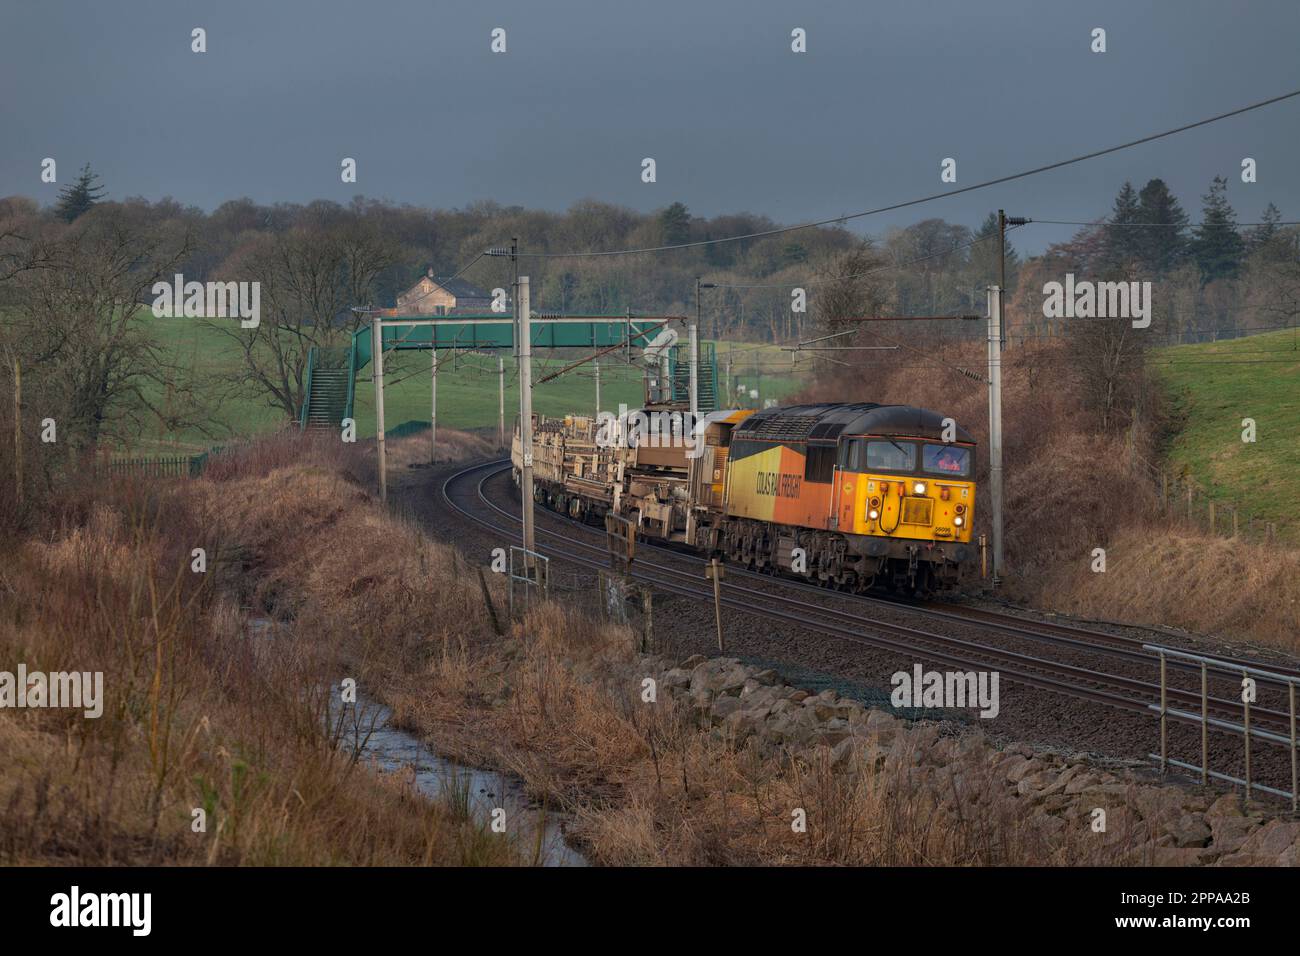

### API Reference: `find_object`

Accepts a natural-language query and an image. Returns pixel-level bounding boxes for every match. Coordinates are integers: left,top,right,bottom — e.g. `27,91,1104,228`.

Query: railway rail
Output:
441,459,1300,752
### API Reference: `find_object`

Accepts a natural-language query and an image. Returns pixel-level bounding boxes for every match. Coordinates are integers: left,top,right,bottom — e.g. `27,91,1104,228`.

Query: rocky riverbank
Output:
631,653,1299,866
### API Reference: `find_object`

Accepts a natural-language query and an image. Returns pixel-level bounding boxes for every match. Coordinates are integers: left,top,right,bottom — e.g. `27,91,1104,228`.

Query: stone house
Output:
395,268,492,314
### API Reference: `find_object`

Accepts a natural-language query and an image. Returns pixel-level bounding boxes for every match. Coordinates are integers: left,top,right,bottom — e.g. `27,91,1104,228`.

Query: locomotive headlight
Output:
954,516,964,527
868,509,879,520
913,482,926,495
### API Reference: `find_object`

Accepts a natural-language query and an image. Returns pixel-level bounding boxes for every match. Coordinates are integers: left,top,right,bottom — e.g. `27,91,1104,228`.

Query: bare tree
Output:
10,205,199,453
1259,234,1300,328
213,217,398,422
813,241,890,334
802,242,894,375
0,198,56,291
1067,314,1149,433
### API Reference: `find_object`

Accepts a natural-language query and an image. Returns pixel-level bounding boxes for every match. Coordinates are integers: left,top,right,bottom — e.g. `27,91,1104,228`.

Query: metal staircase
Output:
299,346,353,431
668,342,719,413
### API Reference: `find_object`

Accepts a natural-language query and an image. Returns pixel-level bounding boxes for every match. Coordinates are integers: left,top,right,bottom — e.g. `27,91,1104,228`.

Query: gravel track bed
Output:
397,458,1300,804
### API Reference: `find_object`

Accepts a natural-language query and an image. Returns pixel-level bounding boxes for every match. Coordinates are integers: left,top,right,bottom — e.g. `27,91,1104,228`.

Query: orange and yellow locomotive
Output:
517,401,976,595
716,403,975,594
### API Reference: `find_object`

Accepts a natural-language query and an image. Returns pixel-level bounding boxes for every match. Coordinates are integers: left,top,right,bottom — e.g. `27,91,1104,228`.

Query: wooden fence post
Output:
642,587,654,653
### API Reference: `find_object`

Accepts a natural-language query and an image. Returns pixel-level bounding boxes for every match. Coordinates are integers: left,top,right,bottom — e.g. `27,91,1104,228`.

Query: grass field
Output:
136,312,805,452
1154,327,1300,529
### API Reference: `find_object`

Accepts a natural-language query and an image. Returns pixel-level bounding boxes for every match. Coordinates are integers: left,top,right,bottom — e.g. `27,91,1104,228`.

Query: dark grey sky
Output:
3,0,1298,253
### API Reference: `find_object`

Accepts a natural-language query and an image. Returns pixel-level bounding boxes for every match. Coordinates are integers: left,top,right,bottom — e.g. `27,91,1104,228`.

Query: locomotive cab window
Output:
839,438,866,472
865,440,916,474
922,443,971,477
804,444,836,483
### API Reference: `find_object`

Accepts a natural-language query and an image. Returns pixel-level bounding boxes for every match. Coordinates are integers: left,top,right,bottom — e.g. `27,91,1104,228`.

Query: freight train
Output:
512,401,977,595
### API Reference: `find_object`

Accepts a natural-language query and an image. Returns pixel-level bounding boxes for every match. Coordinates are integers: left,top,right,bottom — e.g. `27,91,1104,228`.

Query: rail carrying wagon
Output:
514,400,977,595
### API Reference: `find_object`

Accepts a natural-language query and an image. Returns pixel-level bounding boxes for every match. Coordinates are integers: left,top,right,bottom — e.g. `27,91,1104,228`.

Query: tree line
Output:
0,165,1295,463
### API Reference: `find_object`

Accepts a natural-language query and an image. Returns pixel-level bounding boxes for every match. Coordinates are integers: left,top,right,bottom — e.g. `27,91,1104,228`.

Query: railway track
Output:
440,459,1299,747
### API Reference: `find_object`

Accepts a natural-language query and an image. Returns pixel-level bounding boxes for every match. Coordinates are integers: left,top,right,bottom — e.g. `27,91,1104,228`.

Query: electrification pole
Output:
997,211,1029,346
517,275,535,556
12,356,21,505
695,277,717,339
429,347,438,464
688,319,699,422
987,285,1004,582
498,355,505,448
998,210,1006,343
594,358,601,419
693,277,716,419
372,316,387,504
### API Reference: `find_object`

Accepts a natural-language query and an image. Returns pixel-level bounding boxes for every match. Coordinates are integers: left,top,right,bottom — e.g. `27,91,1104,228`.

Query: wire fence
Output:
1004,319,1300,351
90,454,208,480
1128,444,1290,545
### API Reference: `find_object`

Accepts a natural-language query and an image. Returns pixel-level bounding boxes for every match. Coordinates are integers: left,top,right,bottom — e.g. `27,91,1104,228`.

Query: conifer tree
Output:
1134,178,1188,275
1246,202,1283,259
659,202,691,246
1192,175,1244,284
1101,181,1143,270
54,163,106,222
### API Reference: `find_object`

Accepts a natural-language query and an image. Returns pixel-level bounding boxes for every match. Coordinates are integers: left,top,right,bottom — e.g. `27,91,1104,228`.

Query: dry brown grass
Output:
1040,526,1300,652
385,428,497,471
0,428,1180,866
0,430,521,866
165,432,1160,866
387,605,1138,866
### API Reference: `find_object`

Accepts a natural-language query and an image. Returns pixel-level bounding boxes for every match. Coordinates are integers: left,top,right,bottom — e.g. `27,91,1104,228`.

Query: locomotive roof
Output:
733,403,975,444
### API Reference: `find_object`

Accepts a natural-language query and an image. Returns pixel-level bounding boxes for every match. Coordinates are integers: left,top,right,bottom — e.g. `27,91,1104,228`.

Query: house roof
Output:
414,270,489,300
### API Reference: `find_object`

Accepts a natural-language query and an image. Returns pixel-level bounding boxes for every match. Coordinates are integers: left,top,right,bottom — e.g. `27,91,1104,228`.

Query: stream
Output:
348,698,588,867
249,617,586,866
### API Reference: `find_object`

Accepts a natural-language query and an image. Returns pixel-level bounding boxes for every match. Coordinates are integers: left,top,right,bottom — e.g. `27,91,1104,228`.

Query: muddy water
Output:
352,700,587,867
248,617,585,866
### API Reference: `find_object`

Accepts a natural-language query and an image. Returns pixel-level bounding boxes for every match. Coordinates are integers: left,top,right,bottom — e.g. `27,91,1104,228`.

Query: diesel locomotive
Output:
513,401,977,595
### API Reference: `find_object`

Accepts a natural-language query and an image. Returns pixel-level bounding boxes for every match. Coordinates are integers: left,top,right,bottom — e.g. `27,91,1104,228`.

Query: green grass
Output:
1153,327,1300,529
132,311,805,452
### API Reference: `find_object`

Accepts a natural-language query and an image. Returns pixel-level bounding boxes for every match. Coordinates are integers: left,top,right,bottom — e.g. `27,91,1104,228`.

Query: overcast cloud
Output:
2,0,1298,252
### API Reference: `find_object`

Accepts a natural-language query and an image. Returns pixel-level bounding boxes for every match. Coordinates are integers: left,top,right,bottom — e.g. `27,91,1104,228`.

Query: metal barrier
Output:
507,546,549,619
1145,643,1298,811
596,570,631,624
92,454,206,479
